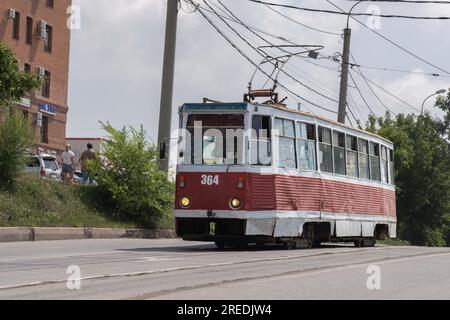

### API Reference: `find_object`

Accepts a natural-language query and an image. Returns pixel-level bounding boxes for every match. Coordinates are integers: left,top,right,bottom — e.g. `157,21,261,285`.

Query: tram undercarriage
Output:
175,216,394,250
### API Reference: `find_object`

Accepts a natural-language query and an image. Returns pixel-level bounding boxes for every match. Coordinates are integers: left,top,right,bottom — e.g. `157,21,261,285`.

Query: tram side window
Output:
274,118,297,168
370,142,381,181
346,135,358,177
388,148,395,185
297,122,317,170
251,115,272,166
358,138,370,179
318,127,333,173
333,131,346,175
381,145,388,183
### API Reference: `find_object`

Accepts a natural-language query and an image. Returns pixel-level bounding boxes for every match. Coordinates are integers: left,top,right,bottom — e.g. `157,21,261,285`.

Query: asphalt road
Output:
0,239,449,300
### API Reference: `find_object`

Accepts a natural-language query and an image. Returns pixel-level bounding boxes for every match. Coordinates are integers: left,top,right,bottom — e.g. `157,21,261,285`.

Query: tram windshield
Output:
184,114,245,165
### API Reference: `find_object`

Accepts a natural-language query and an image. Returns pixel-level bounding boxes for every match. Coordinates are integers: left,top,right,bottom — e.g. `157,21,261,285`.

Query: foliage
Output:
366,110,450,247
87,123,174,228
0,42,41,188
435,90,450,140
0,174,135,228
0,42,41,108
0,108,34,187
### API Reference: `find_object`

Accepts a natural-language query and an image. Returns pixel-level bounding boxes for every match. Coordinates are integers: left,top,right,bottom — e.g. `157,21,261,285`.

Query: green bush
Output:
0,108,33,188
87,123,174,228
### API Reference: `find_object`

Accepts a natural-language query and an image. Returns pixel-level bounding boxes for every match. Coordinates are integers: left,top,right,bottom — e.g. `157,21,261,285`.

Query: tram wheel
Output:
304,224,315,249
284,240,297,250
215,241,225,250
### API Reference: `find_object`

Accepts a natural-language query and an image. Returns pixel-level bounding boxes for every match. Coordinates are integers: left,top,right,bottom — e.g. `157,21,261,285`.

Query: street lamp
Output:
421,89,447,115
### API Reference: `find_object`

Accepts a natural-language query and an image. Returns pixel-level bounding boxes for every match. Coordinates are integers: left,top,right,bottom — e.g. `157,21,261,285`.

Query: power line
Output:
351,68,422,112
348,63,450,77
350,53,397,115
187,0,337,114
248,0,450,19
214,0,340,98
349,71,376,115
344,0,450,4
326,0,450,75
202,0,339,104
262,3,342,36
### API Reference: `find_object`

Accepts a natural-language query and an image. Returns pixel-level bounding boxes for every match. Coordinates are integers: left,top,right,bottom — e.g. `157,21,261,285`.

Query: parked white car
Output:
24,154,62,181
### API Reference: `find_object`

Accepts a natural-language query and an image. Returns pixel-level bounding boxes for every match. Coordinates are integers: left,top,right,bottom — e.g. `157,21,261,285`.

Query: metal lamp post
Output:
421,89,446,115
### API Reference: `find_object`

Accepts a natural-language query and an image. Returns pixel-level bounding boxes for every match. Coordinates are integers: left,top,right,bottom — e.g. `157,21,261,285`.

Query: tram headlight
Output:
180,196,191,208
229,197,242,210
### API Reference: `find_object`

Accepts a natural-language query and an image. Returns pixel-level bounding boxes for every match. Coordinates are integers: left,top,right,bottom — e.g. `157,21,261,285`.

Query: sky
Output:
67,0,450,141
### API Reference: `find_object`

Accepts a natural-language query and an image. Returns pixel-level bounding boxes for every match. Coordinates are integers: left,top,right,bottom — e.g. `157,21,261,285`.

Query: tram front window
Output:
185,114,245,165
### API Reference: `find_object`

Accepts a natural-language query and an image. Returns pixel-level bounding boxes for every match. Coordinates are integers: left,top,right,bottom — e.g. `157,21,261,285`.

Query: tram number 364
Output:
201,175,219,186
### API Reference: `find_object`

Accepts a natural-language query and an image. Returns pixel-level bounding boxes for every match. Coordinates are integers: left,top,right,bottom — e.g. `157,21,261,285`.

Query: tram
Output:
174,96,396,249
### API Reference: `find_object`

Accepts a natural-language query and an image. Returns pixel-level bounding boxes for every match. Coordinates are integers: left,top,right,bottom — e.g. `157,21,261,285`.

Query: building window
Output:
333,131,346,175
318,127,333,173
370,142,381,181
358,138,370,179
42,71,51,98
346,135,358,178
251,115,272,166
40,116,49,144
26,17,33,44
44,25,53,52
12,11,21,39
22,110,29,121
296,122,316,170
274,118,296,169
24,63,31,73
46,0,55,8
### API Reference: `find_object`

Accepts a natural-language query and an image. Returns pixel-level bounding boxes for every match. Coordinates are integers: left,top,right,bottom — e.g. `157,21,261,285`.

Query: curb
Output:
0,227,176,243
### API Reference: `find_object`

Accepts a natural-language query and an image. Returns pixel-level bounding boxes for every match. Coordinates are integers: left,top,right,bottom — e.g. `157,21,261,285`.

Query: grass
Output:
0,174,173,229
379,238,411,246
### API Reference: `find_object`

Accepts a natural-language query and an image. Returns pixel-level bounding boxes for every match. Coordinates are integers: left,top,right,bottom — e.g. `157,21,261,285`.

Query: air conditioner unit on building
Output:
38,67,46,79
7,9,16,19
39,20,47,39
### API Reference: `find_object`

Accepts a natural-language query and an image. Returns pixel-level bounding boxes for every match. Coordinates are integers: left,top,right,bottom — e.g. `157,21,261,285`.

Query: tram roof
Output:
181,102,393,145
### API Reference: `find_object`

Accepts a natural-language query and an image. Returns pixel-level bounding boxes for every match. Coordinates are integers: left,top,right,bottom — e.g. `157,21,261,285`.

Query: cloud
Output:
67,0,450,141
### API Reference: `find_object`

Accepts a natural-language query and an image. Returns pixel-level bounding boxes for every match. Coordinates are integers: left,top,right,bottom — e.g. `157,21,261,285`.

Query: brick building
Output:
0,0,71,155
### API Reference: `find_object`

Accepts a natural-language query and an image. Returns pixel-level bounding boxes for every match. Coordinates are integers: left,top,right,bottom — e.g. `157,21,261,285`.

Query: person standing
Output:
61,144,76,184
79,143,97,185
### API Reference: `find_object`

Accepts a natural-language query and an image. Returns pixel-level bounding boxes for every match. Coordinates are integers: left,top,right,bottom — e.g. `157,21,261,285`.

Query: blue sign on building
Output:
39,103,56,115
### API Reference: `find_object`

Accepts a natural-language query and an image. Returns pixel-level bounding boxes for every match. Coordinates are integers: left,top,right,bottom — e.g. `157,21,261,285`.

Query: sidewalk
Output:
0,227,176,243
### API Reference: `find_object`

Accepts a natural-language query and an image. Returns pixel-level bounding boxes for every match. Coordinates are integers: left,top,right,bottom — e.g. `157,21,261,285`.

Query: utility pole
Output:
337,28,351,124
158,0,179,171
337,1,363,124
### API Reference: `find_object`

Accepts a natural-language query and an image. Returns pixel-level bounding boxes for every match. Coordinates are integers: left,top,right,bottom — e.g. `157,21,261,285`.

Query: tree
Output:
435,90,450,140
0,42,41,188
0,42,40,107
87,123,174,227
367,112,450,246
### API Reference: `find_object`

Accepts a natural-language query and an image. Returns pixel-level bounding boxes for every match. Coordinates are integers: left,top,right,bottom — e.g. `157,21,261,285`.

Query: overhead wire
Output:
325,0,450,75
201,0,339,105
186,0,337,114
350,53,397,115
248,0,450,19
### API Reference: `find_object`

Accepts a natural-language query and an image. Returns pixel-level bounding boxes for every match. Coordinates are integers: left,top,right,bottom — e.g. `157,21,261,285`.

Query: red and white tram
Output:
175,101,396,249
